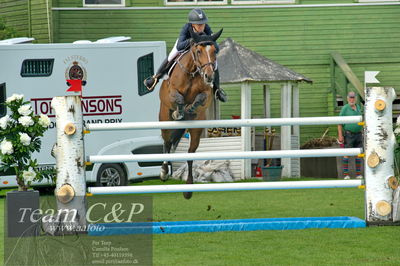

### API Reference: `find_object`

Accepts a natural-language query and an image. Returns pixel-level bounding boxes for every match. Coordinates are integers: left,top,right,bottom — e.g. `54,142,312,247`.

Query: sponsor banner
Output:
31,95,123,118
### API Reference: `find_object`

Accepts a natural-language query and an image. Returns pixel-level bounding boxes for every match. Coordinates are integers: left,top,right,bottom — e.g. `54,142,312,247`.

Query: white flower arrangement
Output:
18,116,34,127
38,114,51,127
18,104,33,116
1,140,13,155
22,167,36,182
0,94,53,191
0,115,10,130
19,133,31,146
5,94,23,104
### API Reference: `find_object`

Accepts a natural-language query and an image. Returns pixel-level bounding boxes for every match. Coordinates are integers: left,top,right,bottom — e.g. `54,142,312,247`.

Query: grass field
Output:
1,179,400,265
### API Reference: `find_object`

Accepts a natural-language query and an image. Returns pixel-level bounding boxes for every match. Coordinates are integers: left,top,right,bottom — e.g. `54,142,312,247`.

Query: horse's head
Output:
189,28,223,86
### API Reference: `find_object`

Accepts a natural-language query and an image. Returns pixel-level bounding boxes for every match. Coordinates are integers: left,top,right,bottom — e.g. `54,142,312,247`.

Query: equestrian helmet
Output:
188,8,208,24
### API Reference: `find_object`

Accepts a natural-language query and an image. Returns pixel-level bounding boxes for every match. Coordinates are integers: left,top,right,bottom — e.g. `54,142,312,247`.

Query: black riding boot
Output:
213,69,228,102
144,58,171,91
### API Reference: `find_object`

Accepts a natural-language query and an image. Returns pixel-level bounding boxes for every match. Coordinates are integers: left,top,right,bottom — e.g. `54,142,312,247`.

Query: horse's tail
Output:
170,129,186,152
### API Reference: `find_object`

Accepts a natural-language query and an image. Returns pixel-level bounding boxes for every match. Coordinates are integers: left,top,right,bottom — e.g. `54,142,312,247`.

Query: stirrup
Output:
144,76,158,91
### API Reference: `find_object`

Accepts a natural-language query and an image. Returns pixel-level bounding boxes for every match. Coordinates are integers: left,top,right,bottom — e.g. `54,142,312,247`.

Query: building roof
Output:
218,38,312,84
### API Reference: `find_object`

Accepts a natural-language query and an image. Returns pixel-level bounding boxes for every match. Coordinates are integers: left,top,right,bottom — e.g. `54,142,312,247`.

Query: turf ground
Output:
1,179,400,265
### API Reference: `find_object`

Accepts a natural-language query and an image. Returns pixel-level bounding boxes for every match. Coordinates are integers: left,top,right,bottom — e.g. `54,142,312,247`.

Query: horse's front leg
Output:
183,128,203,200
185,92,207,114
171,91,185,121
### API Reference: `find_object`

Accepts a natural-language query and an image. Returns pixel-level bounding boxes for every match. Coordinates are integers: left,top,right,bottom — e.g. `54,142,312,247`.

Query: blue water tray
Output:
88,216,366,236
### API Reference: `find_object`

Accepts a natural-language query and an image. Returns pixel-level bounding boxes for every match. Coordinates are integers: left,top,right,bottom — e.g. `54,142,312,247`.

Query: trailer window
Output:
166,0,227,5
132,145,163,167
137,53,154,96
84,0,124,6
21,59,54,77
0,83,5,117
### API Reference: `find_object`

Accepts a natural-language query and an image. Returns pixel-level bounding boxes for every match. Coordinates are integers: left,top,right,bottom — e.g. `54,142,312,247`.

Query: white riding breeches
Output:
168,39,179,62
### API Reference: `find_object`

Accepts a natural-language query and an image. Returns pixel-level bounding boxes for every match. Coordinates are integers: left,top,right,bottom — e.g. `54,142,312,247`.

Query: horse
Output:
158,28,223,199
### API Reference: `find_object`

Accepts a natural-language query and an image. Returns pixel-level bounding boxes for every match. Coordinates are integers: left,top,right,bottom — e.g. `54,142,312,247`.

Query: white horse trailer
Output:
0,37,166,188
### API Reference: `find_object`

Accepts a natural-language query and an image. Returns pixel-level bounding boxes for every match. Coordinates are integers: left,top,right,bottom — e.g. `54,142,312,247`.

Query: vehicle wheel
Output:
96,164,127,187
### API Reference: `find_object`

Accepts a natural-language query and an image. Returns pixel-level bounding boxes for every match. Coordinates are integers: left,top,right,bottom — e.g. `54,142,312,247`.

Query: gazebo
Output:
217,38,312,178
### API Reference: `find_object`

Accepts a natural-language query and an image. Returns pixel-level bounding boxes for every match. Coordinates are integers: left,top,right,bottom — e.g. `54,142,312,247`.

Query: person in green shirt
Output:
337,91,363,180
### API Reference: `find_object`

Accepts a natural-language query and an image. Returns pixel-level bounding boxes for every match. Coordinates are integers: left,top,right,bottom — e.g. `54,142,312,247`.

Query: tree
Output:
0,18,18,40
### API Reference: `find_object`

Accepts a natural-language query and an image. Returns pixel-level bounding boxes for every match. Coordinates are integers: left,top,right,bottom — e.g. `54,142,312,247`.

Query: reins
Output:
177,55,199,78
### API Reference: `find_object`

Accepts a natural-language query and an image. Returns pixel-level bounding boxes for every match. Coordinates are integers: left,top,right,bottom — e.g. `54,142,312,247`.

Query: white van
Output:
0,37,166,188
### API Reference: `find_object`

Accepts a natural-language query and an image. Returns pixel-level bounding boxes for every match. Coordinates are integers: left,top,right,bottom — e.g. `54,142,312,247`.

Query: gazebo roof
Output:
218,38,312,84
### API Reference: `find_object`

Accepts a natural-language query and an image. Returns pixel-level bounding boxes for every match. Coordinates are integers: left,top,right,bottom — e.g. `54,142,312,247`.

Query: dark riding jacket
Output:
176,23,219,52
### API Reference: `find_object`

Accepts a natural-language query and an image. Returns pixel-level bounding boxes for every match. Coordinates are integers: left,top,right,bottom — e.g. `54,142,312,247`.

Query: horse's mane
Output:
191,40,216,46
189,28,223,47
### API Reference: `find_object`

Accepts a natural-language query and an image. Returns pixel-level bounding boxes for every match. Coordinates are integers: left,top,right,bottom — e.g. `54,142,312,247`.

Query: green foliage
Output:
0,94,55,190
0,18,18,40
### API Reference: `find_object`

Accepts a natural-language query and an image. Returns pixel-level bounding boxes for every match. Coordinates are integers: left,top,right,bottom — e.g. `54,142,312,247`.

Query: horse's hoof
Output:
160,170,169,181
160,175,169,182
183,192,193,199
172,110,184,120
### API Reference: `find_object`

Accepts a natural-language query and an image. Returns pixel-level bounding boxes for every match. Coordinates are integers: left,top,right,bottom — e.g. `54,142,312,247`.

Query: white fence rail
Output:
88,180,363,195
88,148,362,163
85,116,362,131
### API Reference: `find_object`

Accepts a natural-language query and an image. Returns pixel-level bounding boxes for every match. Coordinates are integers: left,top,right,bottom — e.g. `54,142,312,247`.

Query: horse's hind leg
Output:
160,145,171,181
172,91,185,121
183,160,194,199
183,128,203,200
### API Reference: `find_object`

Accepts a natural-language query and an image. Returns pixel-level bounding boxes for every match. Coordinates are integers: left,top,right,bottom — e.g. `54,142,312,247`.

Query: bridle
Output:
191,42,216,79
177,41,216,78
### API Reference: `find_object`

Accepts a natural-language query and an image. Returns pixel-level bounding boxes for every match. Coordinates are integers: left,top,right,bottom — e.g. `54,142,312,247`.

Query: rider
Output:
144,8,227,102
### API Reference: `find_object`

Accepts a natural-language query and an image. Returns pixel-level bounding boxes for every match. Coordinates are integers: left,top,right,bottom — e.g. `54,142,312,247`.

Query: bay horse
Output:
159,28,223,199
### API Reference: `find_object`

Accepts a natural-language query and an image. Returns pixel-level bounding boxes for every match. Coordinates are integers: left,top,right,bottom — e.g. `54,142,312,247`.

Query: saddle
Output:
167,50,190,78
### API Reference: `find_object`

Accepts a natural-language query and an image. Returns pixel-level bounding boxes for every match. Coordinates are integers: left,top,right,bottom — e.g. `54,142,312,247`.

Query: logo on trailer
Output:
64,57,88,88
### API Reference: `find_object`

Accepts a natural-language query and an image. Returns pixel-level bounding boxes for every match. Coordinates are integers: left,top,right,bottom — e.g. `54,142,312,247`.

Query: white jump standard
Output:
364,87,400,224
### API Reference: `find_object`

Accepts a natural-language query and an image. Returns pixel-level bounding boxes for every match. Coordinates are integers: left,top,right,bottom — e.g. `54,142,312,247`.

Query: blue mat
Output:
88,216,366,235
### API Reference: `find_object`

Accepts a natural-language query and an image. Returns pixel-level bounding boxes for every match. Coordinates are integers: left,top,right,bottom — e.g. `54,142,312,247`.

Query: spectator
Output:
337,91,363,179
